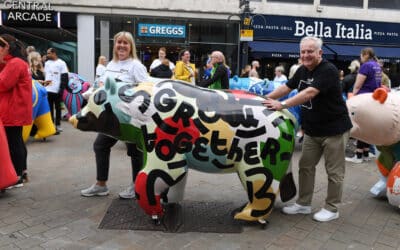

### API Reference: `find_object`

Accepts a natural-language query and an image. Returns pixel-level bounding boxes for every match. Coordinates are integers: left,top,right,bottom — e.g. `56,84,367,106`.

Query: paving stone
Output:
293,237,325,250
308,228,334,242
14,237,46,249
28,247,45,250
315,221,342,233
285,227,310,240
354,229,379,246
40,236,95,250
42,226,72,239
0,244,19,250
346,242,375,250
293,219,318,232
381,226,400,238
322,239,348,250
268,235,302,249
19,224,50,237
376,233,400,248
0,222,27,235
21,214,52,227
64,218,98,241
331,230,356,244
1,212,32,225
0,234,23,247
373,242,397,250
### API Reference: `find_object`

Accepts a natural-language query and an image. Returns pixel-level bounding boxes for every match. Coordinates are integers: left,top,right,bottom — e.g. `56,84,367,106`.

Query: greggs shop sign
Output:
252,14,400,45
1,0,58,28
138,23,186,38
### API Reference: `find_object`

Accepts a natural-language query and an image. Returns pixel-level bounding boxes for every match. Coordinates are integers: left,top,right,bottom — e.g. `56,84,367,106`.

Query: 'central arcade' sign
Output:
1,0,59,28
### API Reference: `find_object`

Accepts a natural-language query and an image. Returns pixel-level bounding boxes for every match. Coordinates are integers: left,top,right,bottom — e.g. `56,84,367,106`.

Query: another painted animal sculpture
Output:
347,88,400,208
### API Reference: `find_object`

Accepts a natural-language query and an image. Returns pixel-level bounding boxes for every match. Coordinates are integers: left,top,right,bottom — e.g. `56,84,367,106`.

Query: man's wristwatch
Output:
280,101,288,109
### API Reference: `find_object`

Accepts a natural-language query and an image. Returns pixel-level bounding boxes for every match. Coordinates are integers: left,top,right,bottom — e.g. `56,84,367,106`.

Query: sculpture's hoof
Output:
152,215,161,225
258,219,269,229
231,203,247,217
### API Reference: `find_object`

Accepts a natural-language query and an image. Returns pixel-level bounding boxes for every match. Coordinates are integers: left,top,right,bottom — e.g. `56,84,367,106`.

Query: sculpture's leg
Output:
135,159,188,220
387,162,400,208
233,166,276,222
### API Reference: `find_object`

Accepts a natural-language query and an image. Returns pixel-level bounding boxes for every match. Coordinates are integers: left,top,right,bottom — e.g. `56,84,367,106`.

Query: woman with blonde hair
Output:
342,59,360,97
95,55,107,83
81,31,148,199
28,51,45,82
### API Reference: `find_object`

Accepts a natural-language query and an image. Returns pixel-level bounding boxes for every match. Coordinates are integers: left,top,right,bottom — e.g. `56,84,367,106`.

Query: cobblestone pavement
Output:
0,122,399,250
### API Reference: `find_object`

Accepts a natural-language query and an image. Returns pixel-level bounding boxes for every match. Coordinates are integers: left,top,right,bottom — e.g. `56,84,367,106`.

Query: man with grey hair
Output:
249,60,260,78
263,36,352,222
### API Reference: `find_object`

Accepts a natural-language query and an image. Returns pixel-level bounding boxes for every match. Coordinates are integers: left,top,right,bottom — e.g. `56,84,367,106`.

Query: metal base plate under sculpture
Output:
99,199,245,233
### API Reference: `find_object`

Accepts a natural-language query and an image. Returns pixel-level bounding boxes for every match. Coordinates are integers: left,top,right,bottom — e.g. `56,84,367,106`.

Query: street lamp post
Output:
239,0,252,75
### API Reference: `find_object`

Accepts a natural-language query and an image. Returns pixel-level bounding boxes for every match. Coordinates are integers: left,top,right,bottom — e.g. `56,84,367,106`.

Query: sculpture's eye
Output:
94,90,107,105
351,112,355,116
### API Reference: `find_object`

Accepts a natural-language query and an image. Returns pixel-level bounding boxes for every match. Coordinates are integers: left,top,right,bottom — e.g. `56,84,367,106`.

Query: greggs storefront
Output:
248,14,400,85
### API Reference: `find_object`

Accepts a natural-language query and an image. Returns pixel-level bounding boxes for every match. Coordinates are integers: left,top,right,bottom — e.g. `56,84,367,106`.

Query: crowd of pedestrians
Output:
0,31,393,224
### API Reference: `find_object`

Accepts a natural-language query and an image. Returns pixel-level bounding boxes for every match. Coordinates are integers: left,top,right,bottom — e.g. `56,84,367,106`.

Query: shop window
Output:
320,0,363,7
369,0,400,9
268,0,313,4
189,22,239,44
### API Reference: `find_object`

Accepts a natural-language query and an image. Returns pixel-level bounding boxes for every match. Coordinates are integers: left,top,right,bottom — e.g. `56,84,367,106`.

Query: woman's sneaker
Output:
118,184,135,199
345,156,363,164
22,172,28,183
81,184,109,197
6,177,24,189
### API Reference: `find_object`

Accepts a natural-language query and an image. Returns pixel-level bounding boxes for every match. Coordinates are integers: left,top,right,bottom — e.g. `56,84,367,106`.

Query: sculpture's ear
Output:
279,172,297,202
372,88,388,104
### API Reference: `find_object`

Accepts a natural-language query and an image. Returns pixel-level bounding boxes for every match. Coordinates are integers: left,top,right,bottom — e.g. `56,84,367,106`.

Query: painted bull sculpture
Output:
62,73,91,119
70,78,297,224
22,80,56,142
347,88,400,208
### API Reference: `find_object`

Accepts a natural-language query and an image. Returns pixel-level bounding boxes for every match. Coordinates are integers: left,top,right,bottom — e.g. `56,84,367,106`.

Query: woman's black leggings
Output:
356,140,369,150
93,133,143,182
5,126,27,176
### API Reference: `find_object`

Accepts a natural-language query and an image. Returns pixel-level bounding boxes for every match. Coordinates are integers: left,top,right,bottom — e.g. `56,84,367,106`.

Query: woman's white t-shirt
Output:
44,59,68,93
149,59,175,71
100,58,148,84
95,64,107,82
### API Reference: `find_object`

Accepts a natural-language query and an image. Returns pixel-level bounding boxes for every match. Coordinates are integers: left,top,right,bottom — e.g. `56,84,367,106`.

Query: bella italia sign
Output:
1,0,58,28
252,14,400,46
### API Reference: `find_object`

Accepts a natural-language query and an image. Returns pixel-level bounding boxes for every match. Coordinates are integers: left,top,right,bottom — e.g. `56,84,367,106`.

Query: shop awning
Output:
248,41,335,59
324,44,400,63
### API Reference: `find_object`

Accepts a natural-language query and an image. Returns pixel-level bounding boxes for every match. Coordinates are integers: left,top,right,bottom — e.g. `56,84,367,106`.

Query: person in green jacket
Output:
198,51,229,89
